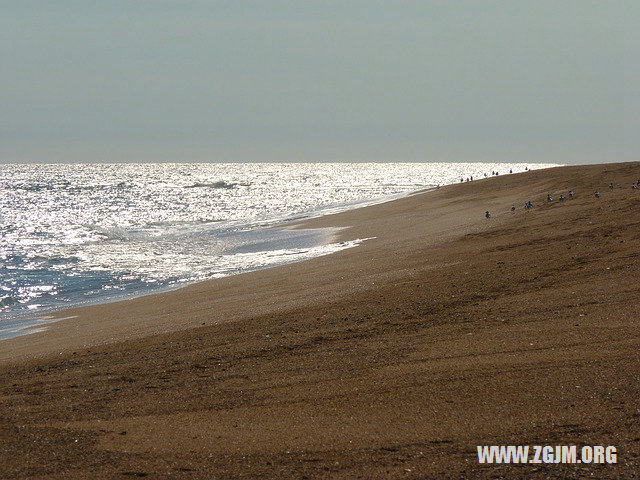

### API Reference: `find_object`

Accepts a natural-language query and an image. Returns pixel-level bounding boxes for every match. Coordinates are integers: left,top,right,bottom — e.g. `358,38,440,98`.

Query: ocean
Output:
0,162,556,338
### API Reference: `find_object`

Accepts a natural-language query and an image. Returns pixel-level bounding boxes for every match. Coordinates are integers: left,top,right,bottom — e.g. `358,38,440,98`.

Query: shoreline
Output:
0,185,431,342
0,189,406,343
0,172,479,364
0,164,573,362
2,162,639,478
0,162,557,334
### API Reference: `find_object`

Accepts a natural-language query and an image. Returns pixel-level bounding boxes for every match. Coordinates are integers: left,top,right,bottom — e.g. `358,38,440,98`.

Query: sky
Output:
1,1,638,164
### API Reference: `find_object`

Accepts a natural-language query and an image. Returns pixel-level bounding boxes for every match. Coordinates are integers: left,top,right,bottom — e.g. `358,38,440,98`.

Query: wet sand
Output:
1,163,639,479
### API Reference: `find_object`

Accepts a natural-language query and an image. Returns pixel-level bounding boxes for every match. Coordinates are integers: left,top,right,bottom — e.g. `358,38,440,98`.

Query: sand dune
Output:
1,163,639,479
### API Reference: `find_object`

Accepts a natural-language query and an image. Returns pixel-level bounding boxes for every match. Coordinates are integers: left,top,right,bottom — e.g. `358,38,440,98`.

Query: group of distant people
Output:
484,178,640,220
594,179,640,198
462,167,521,184
545,191,573,203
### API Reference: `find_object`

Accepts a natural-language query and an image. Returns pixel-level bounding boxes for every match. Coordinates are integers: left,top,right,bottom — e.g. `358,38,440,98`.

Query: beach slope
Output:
1,163,639,479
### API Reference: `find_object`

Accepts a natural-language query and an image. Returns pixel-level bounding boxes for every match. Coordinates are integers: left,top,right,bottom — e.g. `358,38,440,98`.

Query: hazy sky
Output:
1,1,638,163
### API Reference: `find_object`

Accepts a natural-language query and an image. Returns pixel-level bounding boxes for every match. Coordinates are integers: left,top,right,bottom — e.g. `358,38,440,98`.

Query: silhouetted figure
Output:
510,168,513,174
511,205,516,211
547,194,553,202
485,211,491,219
609,183,614,189
559,194,565,201
595,191,601,198
568,190,574,198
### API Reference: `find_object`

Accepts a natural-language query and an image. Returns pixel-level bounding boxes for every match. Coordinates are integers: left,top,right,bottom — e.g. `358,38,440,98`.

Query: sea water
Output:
0,162,556,338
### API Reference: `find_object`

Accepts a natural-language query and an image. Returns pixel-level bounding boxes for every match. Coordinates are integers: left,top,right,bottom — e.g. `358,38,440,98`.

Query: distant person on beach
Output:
569,190,574,198
633,184,637,189
511,205,516,211
609,183,614,189
510,168,513,174
485,211,491,219
547,194,553,202
559,194,565,201
595,191,601,198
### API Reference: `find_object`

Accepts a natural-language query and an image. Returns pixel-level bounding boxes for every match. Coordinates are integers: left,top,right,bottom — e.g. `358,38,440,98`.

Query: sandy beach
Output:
1,162,639,479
